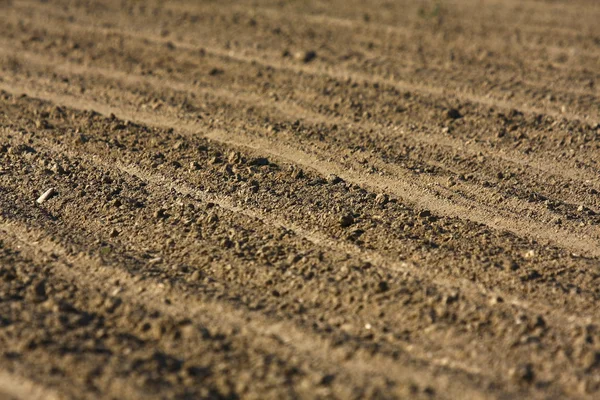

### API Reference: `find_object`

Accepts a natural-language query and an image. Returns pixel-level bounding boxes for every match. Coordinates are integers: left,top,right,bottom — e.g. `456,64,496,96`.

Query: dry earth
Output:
1,0,600,398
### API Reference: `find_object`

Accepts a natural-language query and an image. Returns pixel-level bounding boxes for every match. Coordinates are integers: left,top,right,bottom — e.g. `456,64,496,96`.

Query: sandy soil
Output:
1,0,600,398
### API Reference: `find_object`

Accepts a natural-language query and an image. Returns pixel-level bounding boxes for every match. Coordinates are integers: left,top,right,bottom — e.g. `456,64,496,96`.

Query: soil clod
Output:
339,214,355,228
295,50,317,63
446,108,463,119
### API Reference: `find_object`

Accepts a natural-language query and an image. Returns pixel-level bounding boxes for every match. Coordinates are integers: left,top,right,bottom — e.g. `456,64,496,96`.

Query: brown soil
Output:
1,0,600,398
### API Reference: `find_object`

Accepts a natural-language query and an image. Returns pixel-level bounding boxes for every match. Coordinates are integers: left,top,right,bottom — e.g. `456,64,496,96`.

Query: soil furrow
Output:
3,12,600,218
20,0,600,72
3,76,600,324
5,3,598,125
0,155,512,399
0,141,582,400
7,122,598,327
2,92,600,397
1,225,413,399
4,43,599,207
163,0,600,64
2,77,599,262
4,12,600,208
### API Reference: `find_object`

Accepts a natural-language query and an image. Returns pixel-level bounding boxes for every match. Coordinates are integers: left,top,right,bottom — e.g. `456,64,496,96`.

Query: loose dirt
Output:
1,0,600,398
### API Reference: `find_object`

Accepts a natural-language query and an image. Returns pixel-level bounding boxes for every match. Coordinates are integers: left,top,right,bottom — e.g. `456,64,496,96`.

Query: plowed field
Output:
1,0,600,398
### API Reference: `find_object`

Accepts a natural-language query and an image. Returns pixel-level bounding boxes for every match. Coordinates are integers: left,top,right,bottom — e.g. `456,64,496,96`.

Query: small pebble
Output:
189,271,202,282
50,163,66,175
418,210,431,218
148,257,163,265
327,174,343,184
154,209,168,219
502,258,519,271
375,193,389,205
36,188,56,204
510,363,535,384
291,168,304,180
524,250,536,259
208,67,224,76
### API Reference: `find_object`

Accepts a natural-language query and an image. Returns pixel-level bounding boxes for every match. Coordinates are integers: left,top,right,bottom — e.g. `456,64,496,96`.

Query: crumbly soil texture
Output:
1,0,600,398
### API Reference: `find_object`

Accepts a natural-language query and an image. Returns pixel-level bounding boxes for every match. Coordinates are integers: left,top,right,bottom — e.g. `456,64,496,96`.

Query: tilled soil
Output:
0,0,599,398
